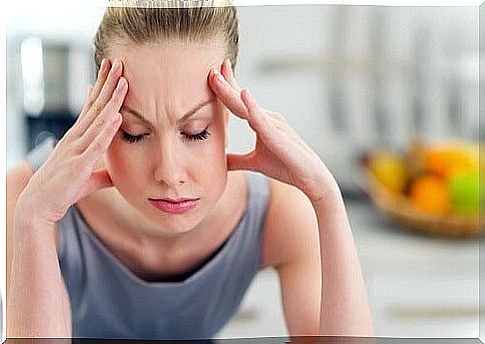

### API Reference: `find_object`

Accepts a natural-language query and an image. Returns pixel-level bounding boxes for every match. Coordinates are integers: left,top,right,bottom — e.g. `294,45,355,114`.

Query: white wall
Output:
6,5,478,187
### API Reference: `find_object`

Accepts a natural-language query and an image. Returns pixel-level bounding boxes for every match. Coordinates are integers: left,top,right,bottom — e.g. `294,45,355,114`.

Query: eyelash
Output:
120,129,211,144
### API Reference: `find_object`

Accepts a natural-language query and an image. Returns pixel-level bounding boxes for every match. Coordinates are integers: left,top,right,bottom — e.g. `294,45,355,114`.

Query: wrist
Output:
12,217,57,250
14,193,56,234
306,167,342,207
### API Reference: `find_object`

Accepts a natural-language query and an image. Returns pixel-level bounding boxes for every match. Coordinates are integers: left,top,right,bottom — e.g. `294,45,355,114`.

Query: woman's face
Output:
104,41,229,235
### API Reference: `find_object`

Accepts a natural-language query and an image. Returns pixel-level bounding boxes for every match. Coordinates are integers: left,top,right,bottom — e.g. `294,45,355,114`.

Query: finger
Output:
63,69,105,143
221,58,241,92
60,80,100,144
82,112,122,166
78,59,111,122
77,60,123,135
87,84,93,98
82,169,114,197
209,69,249,121
241,90,306,149
78,77,128,150
81,60,123,128
226,151,257,172
239,88,271,135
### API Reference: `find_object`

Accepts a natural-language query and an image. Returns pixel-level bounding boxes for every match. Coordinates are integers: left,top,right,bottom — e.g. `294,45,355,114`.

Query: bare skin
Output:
74,170,250,281
7,42,374,337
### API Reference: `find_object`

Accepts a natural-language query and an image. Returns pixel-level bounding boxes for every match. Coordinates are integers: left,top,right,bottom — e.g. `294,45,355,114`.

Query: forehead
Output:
108,42,225,117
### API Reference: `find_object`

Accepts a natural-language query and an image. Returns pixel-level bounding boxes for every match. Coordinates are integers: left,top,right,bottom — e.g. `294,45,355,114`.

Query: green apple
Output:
448,169,479,215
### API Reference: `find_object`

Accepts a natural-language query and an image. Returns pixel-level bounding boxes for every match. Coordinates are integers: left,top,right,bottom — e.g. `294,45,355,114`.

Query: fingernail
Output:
225,58,232,71
244,89,253,104
213,69,225,86
112,60,121,73
98,59,106,77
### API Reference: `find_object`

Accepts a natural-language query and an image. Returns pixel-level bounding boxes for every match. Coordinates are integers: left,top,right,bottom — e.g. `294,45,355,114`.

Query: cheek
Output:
104,119,228,185
208,115,227,152
203,120,228,167
105,142,145,190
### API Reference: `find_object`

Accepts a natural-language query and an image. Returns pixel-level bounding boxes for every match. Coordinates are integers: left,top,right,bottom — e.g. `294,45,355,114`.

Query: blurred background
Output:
6,3,480,339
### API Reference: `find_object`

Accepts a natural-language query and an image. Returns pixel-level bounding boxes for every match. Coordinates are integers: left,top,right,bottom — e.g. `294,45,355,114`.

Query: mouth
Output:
152,197,199,203
148,197,200,215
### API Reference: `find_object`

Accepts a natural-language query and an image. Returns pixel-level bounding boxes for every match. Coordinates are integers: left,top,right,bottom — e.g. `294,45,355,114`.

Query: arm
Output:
207,58,374,337
313,171,374,336
270,178,373,337
7,58,126,337
269,181,321,335
7,164,71,337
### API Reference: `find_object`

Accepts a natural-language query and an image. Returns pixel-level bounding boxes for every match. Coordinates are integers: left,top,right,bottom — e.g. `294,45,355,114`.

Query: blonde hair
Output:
93,3,239,74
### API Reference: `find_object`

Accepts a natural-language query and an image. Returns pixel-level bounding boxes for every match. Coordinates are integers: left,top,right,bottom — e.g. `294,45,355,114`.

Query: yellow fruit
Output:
409,175,450,215
425,142,478,178
369,150,407,194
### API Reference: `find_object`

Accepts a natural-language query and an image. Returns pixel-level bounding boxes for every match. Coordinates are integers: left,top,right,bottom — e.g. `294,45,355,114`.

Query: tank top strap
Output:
242,170,271,267
22,137,274,339
246,170,270,201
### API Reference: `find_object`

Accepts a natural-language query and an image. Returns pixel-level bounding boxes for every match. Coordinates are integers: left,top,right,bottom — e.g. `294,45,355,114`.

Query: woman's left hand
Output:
209,59,335,203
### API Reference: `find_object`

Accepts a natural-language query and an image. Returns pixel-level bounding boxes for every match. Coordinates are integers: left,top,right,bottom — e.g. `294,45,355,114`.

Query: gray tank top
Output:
25,137,271,340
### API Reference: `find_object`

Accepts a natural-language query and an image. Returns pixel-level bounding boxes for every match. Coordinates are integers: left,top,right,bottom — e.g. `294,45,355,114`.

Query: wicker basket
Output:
364,169,481,238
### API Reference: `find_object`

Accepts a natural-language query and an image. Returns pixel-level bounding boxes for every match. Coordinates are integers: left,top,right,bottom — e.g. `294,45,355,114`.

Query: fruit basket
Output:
361,139,481,238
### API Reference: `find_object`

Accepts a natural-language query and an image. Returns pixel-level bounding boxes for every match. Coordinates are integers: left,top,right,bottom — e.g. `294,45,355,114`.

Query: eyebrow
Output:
121,98,215,126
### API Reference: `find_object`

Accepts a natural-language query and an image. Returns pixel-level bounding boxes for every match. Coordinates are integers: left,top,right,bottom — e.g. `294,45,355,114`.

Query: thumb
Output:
84,169,114,196
226,151,256,172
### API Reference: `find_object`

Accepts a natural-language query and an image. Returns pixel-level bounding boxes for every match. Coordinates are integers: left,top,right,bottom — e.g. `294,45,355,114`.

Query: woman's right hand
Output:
16,59,128,227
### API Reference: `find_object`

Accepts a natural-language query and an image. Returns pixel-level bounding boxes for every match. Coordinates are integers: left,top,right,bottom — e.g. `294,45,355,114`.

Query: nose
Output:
153,139,187,187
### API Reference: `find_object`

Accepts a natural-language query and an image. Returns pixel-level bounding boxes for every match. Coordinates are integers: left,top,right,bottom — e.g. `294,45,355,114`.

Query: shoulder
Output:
261,177,320,269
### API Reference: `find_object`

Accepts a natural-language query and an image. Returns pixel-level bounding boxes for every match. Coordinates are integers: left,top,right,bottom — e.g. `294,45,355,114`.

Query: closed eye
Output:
119,128,211,143
120,130,146,143
182,128,211,141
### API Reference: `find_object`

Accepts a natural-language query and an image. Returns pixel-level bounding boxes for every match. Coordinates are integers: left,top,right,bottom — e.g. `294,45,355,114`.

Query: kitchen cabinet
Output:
217,199,478,338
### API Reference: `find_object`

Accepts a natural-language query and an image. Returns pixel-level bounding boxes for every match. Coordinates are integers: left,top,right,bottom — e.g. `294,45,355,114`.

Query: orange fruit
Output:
409,175,450,215
425,144,478,178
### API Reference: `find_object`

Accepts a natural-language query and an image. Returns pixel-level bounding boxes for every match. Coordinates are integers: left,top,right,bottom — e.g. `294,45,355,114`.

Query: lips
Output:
148,197,200,215
156,198,198,203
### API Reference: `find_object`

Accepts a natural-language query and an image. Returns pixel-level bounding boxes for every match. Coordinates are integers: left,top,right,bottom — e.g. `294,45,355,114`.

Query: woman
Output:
6,3,374,339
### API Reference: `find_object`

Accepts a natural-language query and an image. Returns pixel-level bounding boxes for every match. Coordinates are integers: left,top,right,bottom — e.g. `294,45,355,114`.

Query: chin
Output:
142,202,209,235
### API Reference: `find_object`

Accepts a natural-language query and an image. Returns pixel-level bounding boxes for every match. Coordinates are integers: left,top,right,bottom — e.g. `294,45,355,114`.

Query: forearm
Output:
7,205,72,338
312,176,374,337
